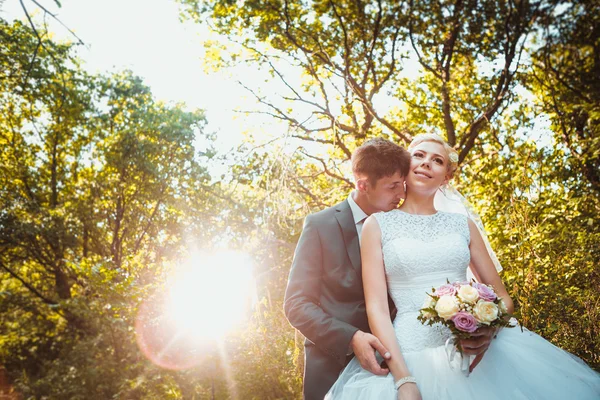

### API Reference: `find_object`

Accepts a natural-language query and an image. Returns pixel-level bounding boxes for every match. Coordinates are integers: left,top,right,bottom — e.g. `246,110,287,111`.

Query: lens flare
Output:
135,250,256,370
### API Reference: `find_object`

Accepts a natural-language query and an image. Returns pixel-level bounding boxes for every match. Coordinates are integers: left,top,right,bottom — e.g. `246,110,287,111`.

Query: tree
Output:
180,0,542,206
0,18,231,397
528,0,600,193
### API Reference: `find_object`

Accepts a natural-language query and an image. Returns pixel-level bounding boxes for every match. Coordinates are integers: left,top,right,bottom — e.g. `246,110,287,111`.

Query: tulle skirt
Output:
325,327,600,400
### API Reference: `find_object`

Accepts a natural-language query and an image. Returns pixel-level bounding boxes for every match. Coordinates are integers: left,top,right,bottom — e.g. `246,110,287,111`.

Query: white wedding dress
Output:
326,210,600,400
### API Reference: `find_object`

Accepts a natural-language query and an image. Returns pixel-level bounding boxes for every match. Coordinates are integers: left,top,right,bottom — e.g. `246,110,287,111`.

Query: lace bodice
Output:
373,210,471,352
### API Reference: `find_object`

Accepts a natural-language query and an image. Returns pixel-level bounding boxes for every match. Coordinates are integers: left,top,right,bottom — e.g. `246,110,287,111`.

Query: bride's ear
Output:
441,174,450,187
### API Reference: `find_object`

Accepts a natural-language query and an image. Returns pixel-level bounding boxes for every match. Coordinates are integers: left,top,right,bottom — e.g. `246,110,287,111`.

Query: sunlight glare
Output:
166,250,256,341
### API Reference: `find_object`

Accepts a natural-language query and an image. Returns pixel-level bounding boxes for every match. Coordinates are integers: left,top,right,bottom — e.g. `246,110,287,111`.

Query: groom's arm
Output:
283,215,358,366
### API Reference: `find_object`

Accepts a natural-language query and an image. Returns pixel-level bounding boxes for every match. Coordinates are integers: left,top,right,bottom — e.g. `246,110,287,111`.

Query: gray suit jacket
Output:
284,200,370,400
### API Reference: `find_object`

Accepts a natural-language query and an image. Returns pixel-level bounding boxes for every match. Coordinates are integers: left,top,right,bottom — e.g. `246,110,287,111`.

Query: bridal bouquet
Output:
417,281,514,374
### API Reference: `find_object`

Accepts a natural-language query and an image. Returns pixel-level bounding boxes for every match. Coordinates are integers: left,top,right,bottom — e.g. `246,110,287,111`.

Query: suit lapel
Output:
335,200,361,273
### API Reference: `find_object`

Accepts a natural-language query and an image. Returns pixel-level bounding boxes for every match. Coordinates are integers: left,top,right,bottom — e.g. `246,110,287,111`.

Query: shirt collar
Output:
347,191,369,225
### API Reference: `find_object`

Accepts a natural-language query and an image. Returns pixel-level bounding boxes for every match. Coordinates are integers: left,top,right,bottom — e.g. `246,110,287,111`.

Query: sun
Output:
165,250,257,341
135,249,257,370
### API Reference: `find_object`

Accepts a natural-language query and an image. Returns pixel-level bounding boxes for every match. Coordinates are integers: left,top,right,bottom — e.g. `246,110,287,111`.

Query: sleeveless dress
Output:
325,210,600,400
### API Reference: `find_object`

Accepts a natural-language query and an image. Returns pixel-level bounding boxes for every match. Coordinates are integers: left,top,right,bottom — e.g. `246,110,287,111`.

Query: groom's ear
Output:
356,178,369,192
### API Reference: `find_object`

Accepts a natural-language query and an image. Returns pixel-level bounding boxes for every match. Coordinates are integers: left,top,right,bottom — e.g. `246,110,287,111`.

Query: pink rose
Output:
474,283,497,302
435,284,457,297
452,281,470,288
451,312,479,333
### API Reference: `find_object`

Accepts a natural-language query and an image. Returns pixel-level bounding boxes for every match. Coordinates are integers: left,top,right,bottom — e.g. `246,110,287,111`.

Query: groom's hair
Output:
352,138,410,186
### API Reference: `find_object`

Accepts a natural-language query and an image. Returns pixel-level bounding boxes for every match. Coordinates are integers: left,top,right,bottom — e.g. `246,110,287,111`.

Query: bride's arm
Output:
464,218,515,372
362,216,419,397
467,219,514,314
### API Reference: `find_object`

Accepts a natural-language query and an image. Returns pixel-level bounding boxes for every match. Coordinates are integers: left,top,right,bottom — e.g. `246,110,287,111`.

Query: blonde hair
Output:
408,133,458,178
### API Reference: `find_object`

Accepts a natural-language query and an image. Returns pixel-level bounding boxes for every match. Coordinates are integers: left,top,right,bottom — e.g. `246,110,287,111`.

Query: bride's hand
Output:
460,325,497,372
397,382,422,400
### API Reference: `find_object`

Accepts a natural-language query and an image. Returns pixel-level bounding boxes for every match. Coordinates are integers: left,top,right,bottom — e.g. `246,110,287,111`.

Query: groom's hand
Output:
350,331,391,375
460,326,496,372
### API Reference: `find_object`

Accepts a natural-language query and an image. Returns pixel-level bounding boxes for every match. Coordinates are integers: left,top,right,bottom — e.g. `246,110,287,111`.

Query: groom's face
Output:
365,171,406,212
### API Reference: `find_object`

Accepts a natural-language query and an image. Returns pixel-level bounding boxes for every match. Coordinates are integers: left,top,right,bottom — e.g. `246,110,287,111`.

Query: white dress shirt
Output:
347,191,369,244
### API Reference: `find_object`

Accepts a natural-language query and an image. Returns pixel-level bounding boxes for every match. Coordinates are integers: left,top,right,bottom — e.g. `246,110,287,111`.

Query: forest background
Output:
1,0,599,398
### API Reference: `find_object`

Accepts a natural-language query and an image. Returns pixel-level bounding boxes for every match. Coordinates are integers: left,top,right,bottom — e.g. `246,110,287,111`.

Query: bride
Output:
326,134,600,399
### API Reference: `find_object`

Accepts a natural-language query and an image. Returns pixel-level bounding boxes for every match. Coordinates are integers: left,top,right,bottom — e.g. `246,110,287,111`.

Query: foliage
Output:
528,0,600,193
460,138,600,370
0,18,236,398
182,0,540,169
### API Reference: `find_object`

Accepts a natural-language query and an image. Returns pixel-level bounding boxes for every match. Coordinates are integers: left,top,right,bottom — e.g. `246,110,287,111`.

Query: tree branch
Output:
300,150,354,188
293,178,329,208
457,0,539,161
438,0,464,146
0,259,58,305
408,0,441,79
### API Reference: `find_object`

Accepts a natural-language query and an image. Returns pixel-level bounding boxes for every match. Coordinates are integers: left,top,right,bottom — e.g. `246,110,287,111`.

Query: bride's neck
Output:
399,191,437,215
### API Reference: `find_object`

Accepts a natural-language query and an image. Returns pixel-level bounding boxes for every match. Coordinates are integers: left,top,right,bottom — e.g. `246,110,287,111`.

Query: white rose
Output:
435,296,459,320
457,285,479,304
422,295,437,309
498,299,509,315
473,300,499,325
421,296,437,319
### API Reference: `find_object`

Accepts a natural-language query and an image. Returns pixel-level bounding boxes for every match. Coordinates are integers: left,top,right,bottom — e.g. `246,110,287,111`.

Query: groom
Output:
283,138,410,399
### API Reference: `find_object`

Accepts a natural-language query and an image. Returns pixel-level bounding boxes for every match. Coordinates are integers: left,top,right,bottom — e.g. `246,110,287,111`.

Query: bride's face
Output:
406,141,450,192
